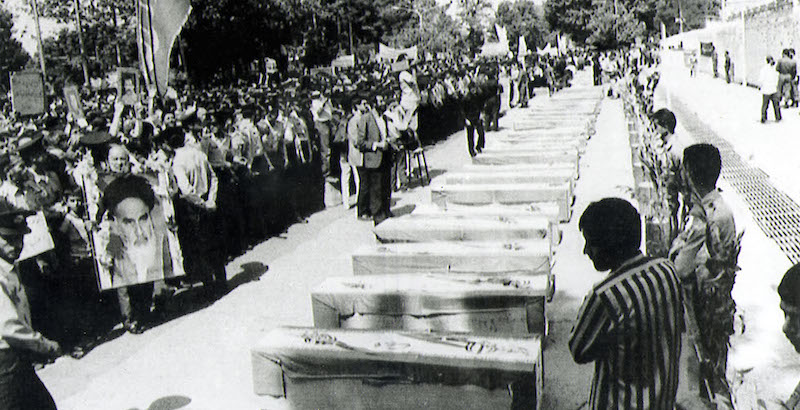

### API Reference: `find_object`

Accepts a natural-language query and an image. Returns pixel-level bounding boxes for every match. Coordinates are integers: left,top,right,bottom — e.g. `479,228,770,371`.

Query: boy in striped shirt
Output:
570,198,684,409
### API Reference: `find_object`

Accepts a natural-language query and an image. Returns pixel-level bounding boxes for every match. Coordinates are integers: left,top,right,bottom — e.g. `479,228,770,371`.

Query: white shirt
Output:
759,63,780,95
171,145,218,204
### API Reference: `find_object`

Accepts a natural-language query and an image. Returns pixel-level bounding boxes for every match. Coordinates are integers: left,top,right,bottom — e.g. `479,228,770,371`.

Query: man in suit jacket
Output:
354,92,390,224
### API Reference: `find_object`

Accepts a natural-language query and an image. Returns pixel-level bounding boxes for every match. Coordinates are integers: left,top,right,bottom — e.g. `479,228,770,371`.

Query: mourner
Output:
570,198,684,409
0,206,61,410
668,143,738,402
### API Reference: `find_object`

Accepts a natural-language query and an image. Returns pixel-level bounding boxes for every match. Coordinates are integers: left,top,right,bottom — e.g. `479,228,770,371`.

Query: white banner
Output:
331,54,355,68
378,44,418,62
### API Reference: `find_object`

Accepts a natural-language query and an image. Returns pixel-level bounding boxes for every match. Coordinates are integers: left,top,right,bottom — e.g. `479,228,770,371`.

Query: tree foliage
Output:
0,7,30,91
544,0,719,47
495,0,547,53
544,0,594,43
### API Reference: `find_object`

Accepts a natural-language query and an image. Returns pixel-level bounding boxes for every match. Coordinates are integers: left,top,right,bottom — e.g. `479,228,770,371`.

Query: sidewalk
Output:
658,49,800,409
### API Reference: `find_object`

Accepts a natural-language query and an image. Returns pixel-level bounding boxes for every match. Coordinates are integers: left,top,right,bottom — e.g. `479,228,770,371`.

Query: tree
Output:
586,1,645,49
380,0,467,55
457,0,494,56
544,0,594,44
496,0,547,53
0,7,31,92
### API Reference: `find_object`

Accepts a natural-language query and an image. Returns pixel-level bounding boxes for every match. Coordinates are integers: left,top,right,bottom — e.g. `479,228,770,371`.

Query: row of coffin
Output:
250,87,604,410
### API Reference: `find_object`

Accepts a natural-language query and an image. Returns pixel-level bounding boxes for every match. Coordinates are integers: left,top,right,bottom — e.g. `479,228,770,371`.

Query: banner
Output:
63,85,86,123
378,44,418,62
331,54,355,69
137,0,192,96
518,36,529,64
10,71,45,116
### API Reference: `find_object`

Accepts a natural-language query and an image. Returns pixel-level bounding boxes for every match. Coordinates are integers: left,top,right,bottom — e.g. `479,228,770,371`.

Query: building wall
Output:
663,0,800,86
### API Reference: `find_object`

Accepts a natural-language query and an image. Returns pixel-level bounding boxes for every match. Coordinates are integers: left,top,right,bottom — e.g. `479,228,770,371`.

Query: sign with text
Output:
10,71,45,116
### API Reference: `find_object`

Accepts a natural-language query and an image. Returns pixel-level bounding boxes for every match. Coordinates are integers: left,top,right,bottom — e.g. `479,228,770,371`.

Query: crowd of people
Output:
0,49,585,357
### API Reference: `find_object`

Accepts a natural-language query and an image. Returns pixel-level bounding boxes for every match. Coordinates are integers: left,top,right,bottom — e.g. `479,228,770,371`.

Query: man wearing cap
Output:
0,205,61,409
16,133,64,212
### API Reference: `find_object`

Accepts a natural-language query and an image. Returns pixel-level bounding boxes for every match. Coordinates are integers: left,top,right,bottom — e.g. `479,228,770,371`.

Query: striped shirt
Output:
569,253,684,410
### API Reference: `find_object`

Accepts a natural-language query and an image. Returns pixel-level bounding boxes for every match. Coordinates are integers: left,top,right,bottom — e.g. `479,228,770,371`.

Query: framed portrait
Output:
85,172,185,290
116,68,141,106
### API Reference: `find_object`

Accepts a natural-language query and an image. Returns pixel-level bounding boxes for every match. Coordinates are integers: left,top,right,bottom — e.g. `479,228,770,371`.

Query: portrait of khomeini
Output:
96,174,184,289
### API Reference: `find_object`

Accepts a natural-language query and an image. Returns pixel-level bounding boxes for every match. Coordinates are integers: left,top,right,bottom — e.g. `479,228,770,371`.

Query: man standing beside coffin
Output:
570,198,684,409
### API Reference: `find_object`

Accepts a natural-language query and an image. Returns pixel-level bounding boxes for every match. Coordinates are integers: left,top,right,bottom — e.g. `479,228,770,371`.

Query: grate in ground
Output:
671,97,800,264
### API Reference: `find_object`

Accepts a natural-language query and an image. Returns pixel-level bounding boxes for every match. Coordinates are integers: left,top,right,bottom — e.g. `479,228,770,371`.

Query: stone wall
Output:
663,0,800,86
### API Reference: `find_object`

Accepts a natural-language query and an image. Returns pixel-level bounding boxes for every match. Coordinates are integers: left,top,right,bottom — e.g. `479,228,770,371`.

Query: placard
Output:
116,68,141,106
10,71,46,116
16,211,55,262
63,85,86,124
85,172,185,290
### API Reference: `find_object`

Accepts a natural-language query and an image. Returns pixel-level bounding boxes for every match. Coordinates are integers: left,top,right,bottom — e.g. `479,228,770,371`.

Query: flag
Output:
137,0,192,96
518,36,528,65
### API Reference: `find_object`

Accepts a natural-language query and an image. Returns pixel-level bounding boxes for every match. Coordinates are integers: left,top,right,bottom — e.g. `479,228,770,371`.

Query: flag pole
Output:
30,0,47,81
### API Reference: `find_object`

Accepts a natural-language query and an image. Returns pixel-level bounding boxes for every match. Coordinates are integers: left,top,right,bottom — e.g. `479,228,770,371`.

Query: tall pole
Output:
30,0,47,80
348,20,354,56
72,0,90,85
740,10,747,87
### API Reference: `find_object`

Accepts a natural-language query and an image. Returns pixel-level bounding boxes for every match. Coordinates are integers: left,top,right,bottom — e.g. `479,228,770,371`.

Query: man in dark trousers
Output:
0,206,62,409
355,92,391,225
570,198,684,409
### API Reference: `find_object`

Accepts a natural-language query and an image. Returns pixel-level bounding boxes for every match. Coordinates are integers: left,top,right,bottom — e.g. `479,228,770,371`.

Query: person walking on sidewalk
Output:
759,55,782,123
570,198,684,410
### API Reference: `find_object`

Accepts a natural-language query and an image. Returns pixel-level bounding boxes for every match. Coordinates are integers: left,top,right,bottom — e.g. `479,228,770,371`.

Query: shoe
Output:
357,214,372,221
124,321,145,334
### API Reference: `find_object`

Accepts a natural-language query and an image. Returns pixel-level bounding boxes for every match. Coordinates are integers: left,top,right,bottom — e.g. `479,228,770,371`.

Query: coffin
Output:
311,273,549,335
461,162,579,180
252,327,543,410
443,169,574,187
471,150,579,172
373,213,560,247
410,202,563,226
431,182,572,222
351,240,552,278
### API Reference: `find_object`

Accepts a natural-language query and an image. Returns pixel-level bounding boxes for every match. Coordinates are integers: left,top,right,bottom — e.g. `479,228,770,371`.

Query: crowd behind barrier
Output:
0,50,587,355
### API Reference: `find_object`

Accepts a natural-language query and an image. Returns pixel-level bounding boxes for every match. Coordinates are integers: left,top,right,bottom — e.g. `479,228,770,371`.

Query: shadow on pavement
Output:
228,262,269,290
125,394,192,410
391,204,416,217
